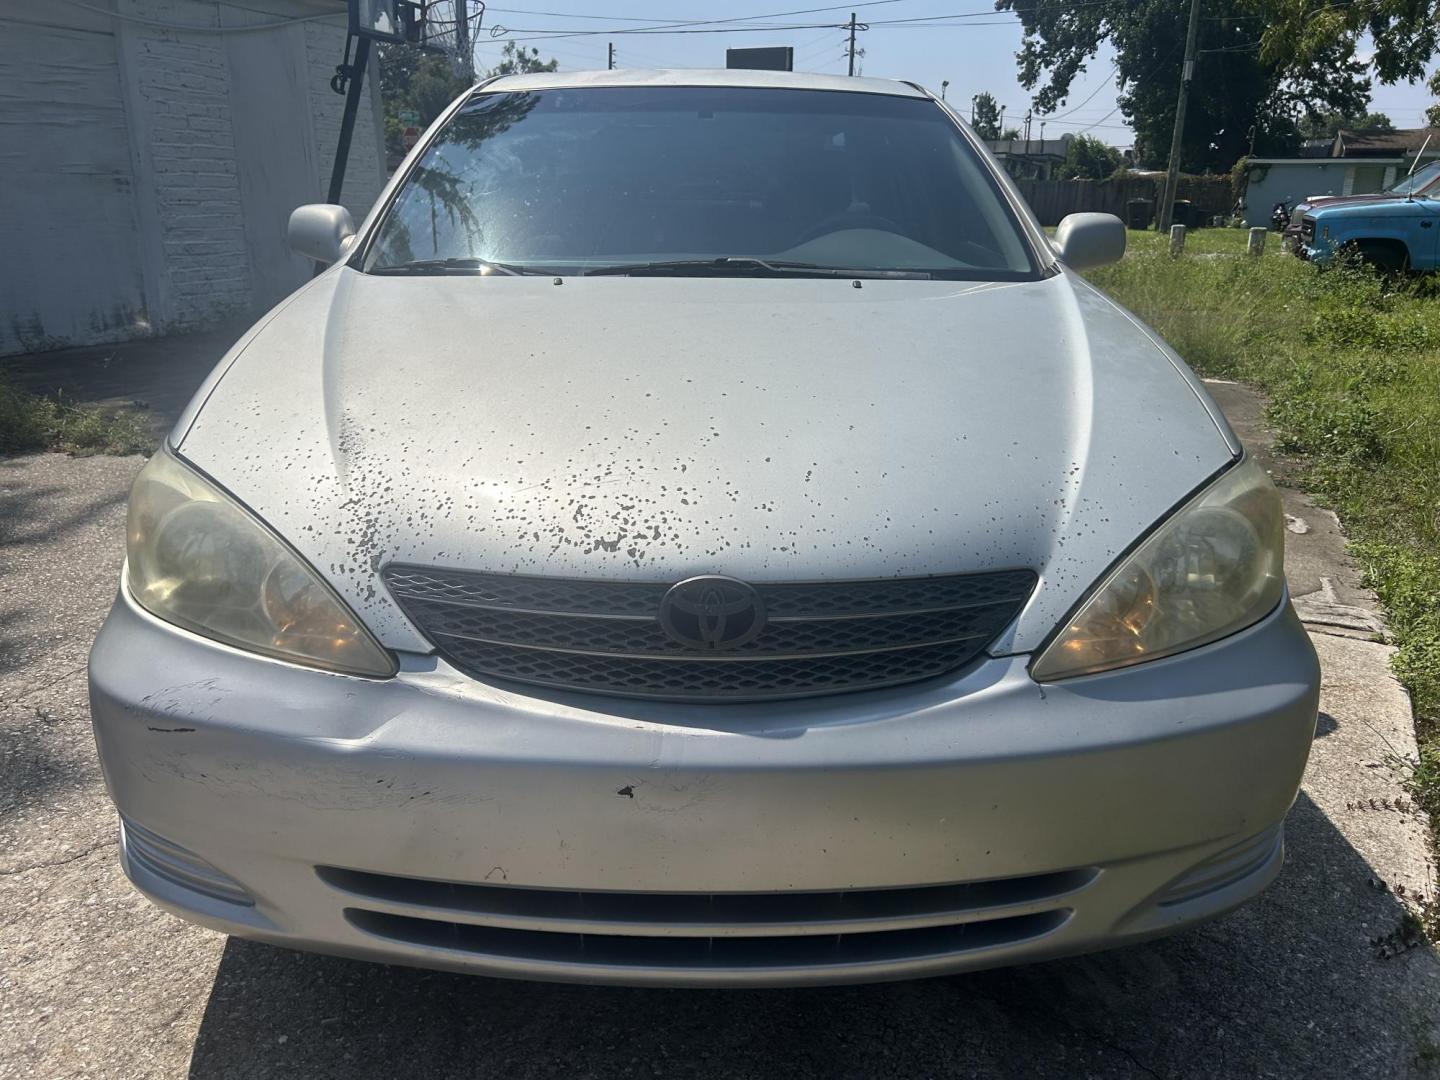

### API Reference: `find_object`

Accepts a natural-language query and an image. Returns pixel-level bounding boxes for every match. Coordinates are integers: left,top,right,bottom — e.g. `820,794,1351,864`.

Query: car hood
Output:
1294,192,1400,218
177,268,1237,656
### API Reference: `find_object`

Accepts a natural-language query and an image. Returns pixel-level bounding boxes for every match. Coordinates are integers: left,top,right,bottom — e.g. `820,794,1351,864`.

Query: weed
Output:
0,377,153,457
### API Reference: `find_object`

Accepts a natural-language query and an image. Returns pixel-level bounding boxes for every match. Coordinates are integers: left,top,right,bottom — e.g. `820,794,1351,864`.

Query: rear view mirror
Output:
288,204,357,265
1054,213,1126,269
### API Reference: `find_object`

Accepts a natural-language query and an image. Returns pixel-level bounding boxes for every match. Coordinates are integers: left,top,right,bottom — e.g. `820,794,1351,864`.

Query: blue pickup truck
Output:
1300,193,1440,271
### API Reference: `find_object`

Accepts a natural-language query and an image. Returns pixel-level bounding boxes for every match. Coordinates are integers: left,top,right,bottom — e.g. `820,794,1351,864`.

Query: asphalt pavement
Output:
1,377,1437,1079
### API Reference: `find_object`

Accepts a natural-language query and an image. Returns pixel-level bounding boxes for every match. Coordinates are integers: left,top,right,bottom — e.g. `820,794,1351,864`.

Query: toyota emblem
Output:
657,575,766,651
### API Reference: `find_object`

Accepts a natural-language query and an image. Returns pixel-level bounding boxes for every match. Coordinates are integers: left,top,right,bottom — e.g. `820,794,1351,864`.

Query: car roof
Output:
480,67,931,99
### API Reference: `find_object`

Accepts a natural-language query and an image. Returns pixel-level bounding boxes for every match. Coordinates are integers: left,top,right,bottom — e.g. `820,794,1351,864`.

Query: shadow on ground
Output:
186,793,1440,1080
0,322,245,438
0,454,138,824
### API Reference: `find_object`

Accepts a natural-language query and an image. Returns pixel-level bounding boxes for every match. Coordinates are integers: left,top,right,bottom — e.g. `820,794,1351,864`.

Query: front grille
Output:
1300,215,1316,243
319,866,1090,978
383,566,1036,700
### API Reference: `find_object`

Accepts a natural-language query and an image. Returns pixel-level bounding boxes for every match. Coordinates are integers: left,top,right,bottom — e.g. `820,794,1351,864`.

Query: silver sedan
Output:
89,68,1319,987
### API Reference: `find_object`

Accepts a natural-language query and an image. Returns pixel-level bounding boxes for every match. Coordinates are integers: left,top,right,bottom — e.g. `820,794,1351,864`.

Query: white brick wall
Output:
124,1,252,326
1,1,385,352
121,0,385,331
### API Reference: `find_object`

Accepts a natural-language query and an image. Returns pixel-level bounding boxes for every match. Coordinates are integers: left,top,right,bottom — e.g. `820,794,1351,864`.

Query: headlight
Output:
126,449,395,677
1031,458,1284,681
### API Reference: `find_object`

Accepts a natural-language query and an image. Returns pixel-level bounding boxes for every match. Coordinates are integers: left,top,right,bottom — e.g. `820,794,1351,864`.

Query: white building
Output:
0,1,386,356
1241,127,1440,227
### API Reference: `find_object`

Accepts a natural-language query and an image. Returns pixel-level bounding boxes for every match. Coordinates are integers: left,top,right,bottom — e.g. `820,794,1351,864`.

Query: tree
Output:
378,48,468,155
995,0,1371,173
1259,2,1440,131
1298,110,1394,140
1258,2,1439,88
378,41,558,157
1000,127,1022,140
486,41,559,78
1056,134,1123,180
972,92,1003,140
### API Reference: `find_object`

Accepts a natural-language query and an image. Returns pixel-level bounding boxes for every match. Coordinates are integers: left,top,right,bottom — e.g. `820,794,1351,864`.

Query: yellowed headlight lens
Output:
1032,458,1284,681
126,449,394,677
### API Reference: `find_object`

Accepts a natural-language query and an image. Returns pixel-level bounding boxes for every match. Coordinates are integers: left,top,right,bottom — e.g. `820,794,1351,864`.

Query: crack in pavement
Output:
0,839,111,878
0,664,89,708
1073,1027,1167,1080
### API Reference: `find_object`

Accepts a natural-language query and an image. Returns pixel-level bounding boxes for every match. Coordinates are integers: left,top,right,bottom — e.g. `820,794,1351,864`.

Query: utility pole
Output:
608,41,615,69
455,0,471,81
1157,0,1203,232
845,13,868,76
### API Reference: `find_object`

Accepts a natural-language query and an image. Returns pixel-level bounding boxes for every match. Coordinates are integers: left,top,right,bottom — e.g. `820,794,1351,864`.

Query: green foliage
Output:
1356,542,1440,725
1297,109,1394,140
378,47,468,155
488,41,558,78
996,0,1370,172
1261,1,1440,87
1267,371,1384,463
1056,134,1123,180
1085,229,1440,853
972,92,1003,140
0,379,153,457
377,41,556,156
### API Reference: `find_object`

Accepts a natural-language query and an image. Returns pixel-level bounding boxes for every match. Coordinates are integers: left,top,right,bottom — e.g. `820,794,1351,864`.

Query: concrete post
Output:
1248,227,1266,256
1169,224,1186,256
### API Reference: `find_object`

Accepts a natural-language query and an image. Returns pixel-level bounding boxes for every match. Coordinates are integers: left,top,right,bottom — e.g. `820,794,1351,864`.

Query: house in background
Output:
0,1,386,357
986,135,1074,180
1241,126,1440,228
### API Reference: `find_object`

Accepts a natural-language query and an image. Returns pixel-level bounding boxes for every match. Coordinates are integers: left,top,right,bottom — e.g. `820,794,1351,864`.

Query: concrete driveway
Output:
1,380,1437,1079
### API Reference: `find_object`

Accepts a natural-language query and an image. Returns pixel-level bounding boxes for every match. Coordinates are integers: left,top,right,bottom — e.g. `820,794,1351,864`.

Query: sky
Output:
458,0,1438,149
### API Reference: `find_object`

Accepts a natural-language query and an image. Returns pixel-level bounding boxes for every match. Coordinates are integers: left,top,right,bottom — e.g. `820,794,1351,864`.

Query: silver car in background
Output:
89,69,1319,987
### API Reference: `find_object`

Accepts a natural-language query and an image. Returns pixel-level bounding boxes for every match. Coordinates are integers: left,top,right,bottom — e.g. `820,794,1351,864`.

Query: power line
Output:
488,1,909,43
495,21,846,42
487,0,911,23
487,0,1121,43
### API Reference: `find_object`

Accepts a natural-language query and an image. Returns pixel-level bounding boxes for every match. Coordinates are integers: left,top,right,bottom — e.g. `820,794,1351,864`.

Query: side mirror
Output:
288,204,357,265
1054,212,1126,269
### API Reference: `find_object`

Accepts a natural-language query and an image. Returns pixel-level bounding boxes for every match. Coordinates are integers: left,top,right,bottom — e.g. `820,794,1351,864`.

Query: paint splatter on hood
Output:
178,267,1235,654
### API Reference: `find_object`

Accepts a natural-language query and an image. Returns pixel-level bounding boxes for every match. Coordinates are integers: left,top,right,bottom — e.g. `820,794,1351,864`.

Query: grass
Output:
0,377,154,457
1086,229,1440,864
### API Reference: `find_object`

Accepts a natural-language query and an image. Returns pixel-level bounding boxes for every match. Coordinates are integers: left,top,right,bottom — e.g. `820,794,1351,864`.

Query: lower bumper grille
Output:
383,566,1036,701
344,909,1070,973
319,866,1091,976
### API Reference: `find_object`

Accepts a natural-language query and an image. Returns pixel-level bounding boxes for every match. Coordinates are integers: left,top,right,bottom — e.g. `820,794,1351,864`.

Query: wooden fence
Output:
1014,176,1234,226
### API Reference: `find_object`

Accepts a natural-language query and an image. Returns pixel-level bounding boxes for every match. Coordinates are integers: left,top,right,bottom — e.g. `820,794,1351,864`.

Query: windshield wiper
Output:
583,257,931,280
369,257,537,276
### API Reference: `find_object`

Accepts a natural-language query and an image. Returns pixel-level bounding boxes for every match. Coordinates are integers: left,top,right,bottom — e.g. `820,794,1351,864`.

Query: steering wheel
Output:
796,211,906,245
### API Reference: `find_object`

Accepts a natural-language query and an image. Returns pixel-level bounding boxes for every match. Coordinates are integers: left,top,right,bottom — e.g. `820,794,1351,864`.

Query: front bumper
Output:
89,586,1319,987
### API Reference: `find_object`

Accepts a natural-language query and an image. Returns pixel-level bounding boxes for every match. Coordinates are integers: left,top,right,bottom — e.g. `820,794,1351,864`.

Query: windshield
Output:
1386,160,1440,195
362,86,1038,279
